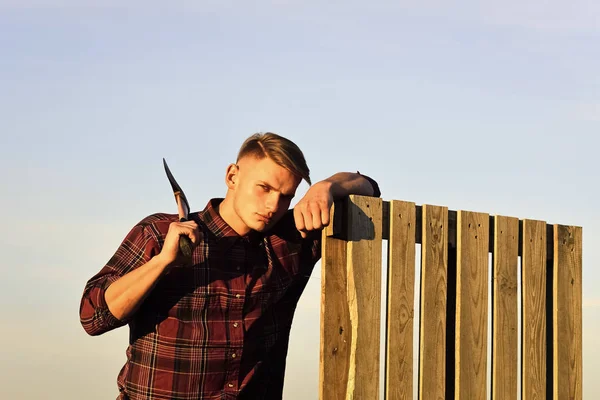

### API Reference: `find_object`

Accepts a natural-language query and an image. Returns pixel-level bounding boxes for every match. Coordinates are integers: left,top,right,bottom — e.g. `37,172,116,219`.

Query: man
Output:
80,132,380,399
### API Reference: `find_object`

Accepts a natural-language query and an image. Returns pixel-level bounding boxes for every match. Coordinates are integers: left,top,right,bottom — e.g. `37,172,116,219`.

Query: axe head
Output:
163,158,191,220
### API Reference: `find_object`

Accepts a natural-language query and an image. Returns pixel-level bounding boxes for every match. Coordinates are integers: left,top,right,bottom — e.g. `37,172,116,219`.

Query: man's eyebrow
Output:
257,180,272,188
258,180,295,197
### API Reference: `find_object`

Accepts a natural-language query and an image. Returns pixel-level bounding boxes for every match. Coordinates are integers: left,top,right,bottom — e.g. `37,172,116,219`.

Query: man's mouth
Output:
257,214,271,223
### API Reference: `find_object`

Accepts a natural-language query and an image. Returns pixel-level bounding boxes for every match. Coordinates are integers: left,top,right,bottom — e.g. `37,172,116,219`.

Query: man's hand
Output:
293,181,334,238
157,220,200,266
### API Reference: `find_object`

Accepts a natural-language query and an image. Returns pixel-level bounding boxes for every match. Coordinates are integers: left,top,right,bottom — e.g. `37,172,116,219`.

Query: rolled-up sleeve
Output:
79,221,160,336
356,171,381,198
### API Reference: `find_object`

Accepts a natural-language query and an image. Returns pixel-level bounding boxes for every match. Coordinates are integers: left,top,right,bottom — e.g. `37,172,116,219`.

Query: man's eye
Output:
259,185,270,192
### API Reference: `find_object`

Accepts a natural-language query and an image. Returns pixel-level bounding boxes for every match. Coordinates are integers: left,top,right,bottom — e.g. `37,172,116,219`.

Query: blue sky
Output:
0,1,598,398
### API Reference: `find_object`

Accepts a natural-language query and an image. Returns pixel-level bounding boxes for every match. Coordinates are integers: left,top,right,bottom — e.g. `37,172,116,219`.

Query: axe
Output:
163,158,193,260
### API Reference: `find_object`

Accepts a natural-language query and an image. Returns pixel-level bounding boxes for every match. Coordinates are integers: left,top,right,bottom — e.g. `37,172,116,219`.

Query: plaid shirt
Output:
80,199,321,400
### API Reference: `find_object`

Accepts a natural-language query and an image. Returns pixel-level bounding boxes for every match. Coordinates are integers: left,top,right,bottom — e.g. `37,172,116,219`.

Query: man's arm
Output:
322,171,380,199
293,171,380,237
79,219,199,335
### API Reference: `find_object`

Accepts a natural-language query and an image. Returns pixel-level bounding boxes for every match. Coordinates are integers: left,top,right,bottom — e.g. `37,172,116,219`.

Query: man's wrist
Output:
153,253,174,273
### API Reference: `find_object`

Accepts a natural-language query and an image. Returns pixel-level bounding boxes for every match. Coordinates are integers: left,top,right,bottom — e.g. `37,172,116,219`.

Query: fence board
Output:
455,211,490,399
346,195,383,399
492,216,519,400
319,222,351,400
419,205,448,400
553,225,583,400
522,219,547,400
320,196,582,400
385,201,417,400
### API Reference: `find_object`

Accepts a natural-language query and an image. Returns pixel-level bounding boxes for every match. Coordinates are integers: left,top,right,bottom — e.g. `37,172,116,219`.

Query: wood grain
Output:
319,221,351,400
455,211,490,399
344,195,383,399
521,219,547,400
492,215,519,400
553,225,583,400
419,205,448,400
385,200,417,400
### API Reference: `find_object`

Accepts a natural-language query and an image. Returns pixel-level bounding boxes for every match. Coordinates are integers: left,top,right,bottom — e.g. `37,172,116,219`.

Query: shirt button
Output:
236,265,241,271
233,322,239,328
235,294,241,299
232,353,237,358
228,383,234,388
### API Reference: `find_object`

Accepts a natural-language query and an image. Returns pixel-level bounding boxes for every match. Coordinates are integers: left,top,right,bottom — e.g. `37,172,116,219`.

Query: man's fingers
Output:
185,226,200,245
309,202,323,230
171,221,199,245
294,200,332,237
294,208,308,238
293,207,306,232
320,202,331,227
303,209,314,231
160,221,200,265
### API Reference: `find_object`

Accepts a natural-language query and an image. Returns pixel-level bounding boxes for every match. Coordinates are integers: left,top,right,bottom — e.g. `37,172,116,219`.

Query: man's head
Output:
220,132,310,235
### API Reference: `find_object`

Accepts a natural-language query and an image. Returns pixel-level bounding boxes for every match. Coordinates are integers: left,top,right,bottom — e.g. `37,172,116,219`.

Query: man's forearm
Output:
322,172,378,200
104,255,170,321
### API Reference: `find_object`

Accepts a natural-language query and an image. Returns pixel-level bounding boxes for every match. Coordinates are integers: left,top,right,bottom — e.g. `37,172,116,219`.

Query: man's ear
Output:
225,163,239,190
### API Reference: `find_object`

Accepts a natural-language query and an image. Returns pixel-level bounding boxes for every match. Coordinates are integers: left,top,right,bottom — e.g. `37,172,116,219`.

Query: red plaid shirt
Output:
80,199,321,400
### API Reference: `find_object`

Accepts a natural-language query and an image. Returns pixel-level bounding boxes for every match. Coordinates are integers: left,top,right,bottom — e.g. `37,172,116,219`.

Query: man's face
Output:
229,155,302,234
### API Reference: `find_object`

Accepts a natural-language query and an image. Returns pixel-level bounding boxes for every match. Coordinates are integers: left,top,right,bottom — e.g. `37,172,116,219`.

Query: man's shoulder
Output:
128,213,180,238
134,211,210,236
136,212,180,228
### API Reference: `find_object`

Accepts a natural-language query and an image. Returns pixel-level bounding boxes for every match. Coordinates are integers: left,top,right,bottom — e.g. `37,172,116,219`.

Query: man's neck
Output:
217,197,251,236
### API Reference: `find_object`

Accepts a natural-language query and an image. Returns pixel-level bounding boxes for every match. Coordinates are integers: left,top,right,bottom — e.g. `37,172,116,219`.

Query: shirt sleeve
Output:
79,220,161,336
356,171,381,197
304,172,379,265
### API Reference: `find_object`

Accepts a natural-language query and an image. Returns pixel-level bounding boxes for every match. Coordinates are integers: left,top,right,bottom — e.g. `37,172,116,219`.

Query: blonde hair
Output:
237,132,311,185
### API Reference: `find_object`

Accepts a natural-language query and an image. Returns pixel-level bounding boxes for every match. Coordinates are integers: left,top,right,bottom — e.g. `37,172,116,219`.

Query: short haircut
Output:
237,132,311,185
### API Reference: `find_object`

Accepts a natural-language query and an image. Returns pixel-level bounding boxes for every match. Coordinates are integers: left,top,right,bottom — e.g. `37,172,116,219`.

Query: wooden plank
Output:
385,201,417,400
419,204,448,400
330,199,556,260
344,195,383,399
492,215,519,400
553,225,583,400
521,219,547,400
455,211,490,399
319,218,351,400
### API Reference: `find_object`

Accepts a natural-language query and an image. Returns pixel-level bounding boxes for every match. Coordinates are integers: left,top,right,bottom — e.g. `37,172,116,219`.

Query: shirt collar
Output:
199,198,264,245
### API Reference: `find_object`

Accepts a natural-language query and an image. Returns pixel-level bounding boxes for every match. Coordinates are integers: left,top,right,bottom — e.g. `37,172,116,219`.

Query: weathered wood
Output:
522,219,547,400
345,195,383,399
455,211,490,399
492,216,519,400
330,199,556,259
320,196,581,400
319,217,351,400
553,225,583,400
385,201,416,400
419,205,448,400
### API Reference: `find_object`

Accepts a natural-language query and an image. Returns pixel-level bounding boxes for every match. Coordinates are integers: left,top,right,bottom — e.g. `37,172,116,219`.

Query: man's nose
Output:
266,193,280,216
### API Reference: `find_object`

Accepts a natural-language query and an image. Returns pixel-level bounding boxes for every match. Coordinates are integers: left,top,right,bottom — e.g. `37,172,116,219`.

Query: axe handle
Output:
175,193,193,259
178,218,194,259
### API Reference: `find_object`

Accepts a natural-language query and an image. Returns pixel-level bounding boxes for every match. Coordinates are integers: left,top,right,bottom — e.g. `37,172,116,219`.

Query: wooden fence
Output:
319,195,582,400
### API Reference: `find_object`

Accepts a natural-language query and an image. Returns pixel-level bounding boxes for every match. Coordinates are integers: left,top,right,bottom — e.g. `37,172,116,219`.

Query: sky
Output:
0,1,598,398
